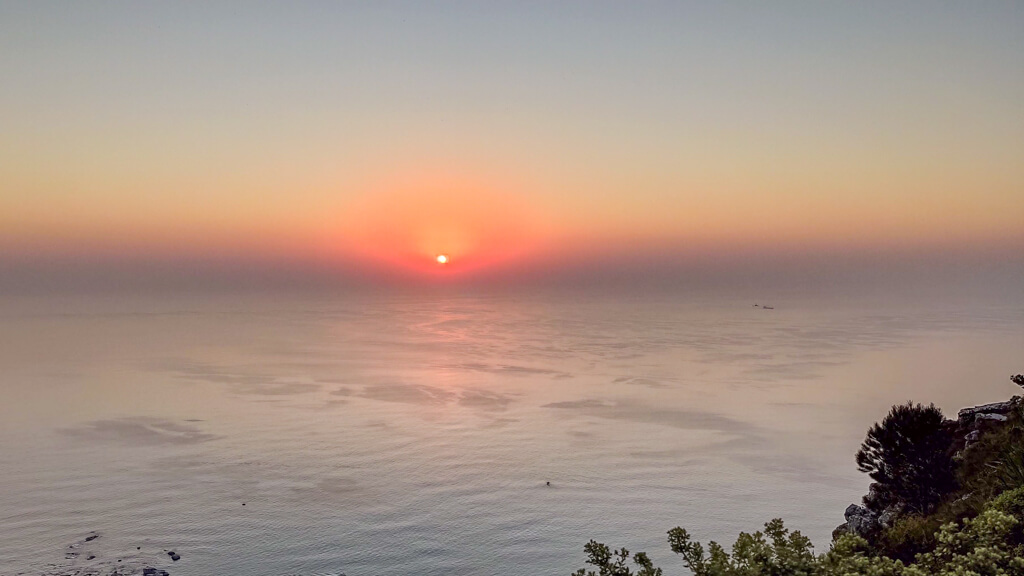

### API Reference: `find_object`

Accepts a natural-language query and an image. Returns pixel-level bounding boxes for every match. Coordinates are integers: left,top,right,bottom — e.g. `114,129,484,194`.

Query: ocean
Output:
2,289,1021,575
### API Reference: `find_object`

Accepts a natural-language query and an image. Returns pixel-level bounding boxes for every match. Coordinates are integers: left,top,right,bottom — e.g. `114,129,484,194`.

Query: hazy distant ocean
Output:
2,290,1022,576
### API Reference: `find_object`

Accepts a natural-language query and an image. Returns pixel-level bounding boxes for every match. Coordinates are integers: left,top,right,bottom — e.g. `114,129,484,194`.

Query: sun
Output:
436,254,449,265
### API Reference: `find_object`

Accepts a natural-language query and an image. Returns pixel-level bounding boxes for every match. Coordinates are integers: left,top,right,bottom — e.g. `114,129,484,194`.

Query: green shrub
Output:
989,486,1024,545
667,519,818,576
575,510,1024,576
990,485,1024,517
820,535,902,576
904,508,1024,576
873,514,942,564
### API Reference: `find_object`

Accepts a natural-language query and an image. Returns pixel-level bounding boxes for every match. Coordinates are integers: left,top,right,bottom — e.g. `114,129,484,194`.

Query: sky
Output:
1,2,1022,291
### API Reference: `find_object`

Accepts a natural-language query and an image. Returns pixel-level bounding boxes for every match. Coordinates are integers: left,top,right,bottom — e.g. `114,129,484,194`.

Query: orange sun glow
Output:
336,171,549,277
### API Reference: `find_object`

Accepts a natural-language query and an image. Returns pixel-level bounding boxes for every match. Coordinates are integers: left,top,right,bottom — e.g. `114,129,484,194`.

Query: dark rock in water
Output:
170,553,181,562
84,534,99,542
86,554,96,560
143,568,157,576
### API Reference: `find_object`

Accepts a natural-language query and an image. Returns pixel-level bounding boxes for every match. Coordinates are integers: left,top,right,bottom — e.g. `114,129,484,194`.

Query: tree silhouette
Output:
855,402,956,514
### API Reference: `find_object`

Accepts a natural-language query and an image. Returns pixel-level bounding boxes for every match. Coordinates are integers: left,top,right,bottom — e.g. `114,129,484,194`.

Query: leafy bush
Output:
819,535,901,576
667,519,817,576
572,541,662,576
902,507,1024,575
872,513,943,564
855,402,955,514
575,509,1024,576
990,485,1024,517
989,486,1024,545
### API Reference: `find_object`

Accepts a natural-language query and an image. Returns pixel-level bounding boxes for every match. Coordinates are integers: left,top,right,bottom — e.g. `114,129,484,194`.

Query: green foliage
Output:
989,486,1024,545
572,540,662,576
819,535,902,576
576,508,1024,576
574,395,1024,575
855,402,956,515
863,398,1023,562
666,519,817,576
902,507,1024,575
990,485,1024,517
872,513,943,564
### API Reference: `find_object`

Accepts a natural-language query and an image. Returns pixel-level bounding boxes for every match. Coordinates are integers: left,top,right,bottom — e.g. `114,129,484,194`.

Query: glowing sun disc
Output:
436,254,449,264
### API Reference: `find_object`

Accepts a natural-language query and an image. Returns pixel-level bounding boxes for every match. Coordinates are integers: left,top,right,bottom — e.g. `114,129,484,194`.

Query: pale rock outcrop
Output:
957,399,1016,425
975,413,1008,423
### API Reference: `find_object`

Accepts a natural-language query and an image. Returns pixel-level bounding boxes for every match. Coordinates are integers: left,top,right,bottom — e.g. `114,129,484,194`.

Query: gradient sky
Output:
2,2,1022,287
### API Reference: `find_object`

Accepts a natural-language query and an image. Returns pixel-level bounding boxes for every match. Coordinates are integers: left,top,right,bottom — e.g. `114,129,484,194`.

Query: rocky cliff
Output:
833,394,1022,541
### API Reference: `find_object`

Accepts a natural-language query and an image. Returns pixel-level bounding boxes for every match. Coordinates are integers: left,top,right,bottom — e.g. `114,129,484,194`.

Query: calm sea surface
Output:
2,290,1022,575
